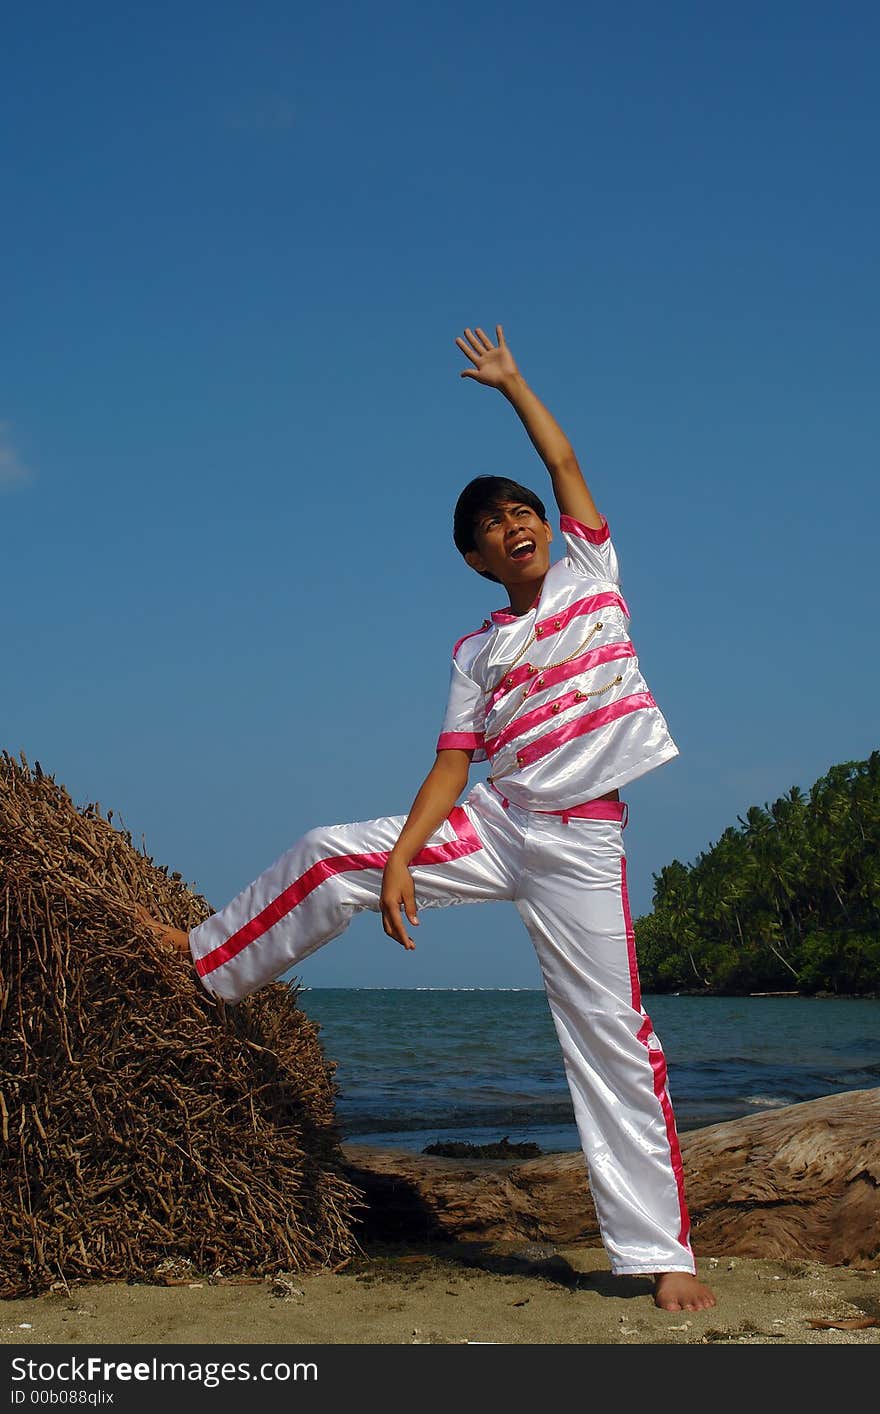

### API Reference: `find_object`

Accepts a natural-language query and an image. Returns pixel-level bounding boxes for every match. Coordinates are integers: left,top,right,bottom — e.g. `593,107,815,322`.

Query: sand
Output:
2,1242,878,1346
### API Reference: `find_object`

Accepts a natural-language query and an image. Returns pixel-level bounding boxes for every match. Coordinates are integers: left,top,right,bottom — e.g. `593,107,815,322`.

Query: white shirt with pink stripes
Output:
437,515,678,810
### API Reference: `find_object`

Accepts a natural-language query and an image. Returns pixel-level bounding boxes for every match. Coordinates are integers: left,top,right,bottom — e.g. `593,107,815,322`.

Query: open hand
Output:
456,325,519,389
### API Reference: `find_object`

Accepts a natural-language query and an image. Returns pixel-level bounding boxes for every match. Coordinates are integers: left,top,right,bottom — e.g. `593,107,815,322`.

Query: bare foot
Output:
653,1272,716,1311
133,904,191,956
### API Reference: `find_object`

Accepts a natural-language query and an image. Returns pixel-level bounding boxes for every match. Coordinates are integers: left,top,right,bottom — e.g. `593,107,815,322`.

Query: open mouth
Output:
508,539,536,561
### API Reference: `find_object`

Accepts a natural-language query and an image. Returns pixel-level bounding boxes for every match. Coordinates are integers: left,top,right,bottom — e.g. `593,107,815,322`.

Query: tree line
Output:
635,752,880,995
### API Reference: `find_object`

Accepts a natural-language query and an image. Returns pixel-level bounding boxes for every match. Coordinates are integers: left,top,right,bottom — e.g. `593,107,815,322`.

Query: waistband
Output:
488,779,628,827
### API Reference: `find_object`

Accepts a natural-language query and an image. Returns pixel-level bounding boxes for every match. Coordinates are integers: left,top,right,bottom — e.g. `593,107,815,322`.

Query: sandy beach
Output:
2,1241,878,1346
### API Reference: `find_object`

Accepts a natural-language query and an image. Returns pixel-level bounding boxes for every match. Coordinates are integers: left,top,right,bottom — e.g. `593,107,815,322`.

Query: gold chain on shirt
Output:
493,619,606,697
487,619,626,782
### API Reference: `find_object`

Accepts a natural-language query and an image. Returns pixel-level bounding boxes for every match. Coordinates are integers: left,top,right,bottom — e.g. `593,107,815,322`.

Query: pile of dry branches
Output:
0,751,363,1298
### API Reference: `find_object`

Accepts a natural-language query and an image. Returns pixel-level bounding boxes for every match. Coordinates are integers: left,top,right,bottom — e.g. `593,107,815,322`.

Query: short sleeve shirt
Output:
437,515,679,809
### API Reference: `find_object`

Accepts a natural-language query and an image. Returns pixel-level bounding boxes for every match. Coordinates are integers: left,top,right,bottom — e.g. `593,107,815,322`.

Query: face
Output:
464,501,553,589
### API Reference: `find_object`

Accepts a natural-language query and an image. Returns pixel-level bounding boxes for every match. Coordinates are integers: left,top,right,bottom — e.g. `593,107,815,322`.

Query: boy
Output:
144,325,715,1313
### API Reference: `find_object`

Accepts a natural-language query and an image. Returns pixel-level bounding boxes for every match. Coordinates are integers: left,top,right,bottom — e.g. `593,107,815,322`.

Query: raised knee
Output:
297,825,333,860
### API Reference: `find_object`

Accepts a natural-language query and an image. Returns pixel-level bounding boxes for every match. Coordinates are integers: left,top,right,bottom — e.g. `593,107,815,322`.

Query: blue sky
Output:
3,1,878,988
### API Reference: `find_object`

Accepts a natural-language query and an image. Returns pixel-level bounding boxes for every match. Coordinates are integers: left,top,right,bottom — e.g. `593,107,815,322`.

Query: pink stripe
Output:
560,513,610,544
620,856,641,1011
490,640,635,708
534,591,629,642
486,781,626,823
453,621,491,658
492,585,625,631
196,806,482,979
487,677,629,759
436,731,485,752
512,691,656,768
558,799,626,822
636,1017,691,1250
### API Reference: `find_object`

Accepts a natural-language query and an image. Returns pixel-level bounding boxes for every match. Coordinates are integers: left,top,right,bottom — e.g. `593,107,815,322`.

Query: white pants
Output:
189,781,694,1276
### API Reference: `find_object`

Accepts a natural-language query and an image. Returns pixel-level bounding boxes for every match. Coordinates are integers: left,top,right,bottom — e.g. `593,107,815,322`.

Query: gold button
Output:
516,753,524,765
506,677,514,686
554,619,561,629
536,677,544,687
551,703,561,714
528,666,537,676
536,626,543,636
575,691,585,701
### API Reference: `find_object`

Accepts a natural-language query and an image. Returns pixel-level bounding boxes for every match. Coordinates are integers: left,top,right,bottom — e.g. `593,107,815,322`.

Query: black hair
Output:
453,476,549,583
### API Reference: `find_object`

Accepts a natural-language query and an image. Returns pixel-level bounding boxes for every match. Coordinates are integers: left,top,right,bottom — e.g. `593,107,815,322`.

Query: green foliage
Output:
635,751,880,996
797,931,880,995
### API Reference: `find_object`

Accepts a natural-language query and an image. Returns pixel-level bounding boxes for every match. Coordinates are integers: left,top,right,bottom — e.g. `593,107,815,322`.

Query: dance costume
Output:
188,516,695,1276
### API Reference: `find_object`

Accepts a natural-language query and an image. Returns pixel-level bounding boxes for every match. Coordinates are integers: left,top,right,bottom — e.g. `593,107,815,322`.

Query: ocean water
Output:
296,989,880,1153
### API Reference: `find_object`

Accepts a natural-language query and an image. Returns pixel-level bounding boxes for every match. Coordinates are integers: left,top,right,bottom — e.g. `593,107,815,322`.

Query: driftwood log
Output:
342,1088,880,1268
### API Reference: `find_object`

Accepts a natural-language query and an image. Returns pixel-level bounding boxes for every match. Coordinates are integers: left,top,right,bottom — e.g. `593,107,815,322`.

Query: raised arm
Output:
456,324,604,530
